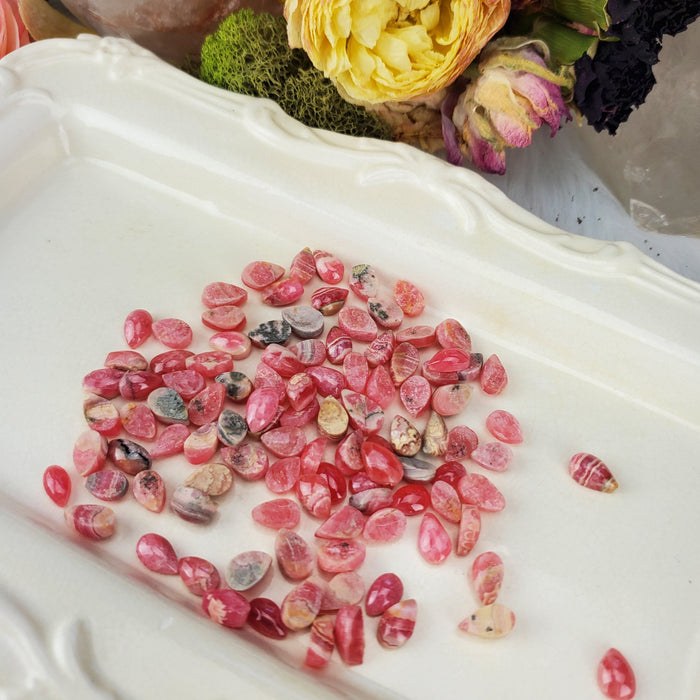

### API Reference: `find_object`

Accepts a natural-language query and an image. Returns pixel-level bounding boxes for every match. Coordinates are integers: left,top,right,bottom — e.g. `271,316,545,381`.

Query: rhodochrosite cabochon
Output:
40,243,629,691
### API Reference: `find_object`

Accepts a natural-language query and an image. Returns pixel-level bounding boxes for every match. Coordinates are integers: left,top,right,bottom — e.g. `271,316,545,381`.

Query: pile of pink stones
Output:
44,246,528,669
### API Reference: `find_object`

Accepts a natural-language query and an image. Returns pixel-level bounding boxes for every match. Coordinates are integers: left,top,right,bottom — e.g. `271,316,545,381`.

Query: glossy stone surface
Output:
418,512,452,564
338,305,378,342
149,423,190,459
289,247,316,284
200,304,246,331
281,400,318,429
457,473,506,512
161,368,206,401
430,480,462,523
43,465,72,507
315,504,366,539
316,539,366,573
202,589,250,629
597,648,636,699
136,533,179,575
317,461,347,504
435,318,471,352
311,285,349,316
317,396,349,440
245,386,280,434
299,436,327,474
390,341,420,385
458,603,515,638
151,317,193,349
391,483,430,516
305,615,335,668
325,325,353,365
393,279,425,317
107,438,151,476
456,504,481,556
349,486,394,514
569,453,619,493
150,349,193,375
261,277,305,306
480,354,508,395
170,485,218,524
361,441,403,487
147,387,189,425
261,343,306,377
365,573,404,616
364,330,395,367
281,578,324,630
252,498,301,529
367,295,404,329
208,330,252,359
343,351,369,392
248,319,292,347
400,455,437,483
433,461,468,489
389,415,422,456
290,338,327,366
72,429,108,477
179,556,221,596
342,389,385,434
247,598,288,640
321,572,366,611
349,263,380,300
335,605,365,666
225,550,272,591
201,281,247,308
184,462,233,496
313,249,344,284
275,528,315,580
431,383,473,417
187,383,226,426
424,347,471,373
265,456,301,494
377,599,417,649
485,409,523,444
445,425,479,461
282,305,324,338
123,308,153,348
82,367,124,399
186,351,235,378
399,375,432,418
183,422,219,465
471,441,514,472
215,370,254,402
261,426,307,457
119,402,158,441
64,504,115,540
421,411,448,456
471,551,504,606
395,324,436,347
364,365,395,410
242,260,285,290
362,507,407,543
221,442,268,480
85,469,128,502
104,350,149,371
295,474,332,519
83,394,122,437
216,409,247,448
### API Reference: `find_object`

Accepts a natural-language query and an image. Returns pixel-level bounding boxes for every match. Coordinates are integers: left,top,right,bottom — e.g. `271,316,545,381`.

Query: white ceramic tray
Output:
1,36,699,700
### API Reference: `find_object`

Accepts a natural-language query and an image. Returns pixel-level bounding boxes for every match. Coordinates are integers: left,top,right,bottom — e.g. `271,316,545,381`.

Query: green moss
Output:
199,10,392,141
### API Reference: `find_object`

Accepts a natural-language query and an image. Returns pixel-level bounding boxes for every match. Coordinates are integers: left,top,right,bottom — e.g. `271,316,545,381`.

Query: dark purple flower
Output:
574,0,700,134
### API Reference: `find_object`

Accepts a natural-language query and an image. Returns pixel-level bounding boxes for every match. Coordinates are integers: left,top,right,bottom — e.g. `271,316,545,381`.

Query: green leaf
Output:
547,0,610,32
529,17,599,64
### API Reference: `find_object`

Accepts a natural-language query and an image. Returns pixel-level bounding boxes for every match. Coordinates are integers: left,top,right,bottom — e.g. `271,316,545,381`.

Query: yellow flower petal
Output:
286,0,510,103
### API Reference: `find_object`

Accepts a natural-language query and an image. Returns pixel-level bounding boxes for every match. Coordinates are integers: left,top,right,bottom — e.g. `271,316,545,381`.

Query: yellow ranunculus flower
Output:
285,0,511,104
